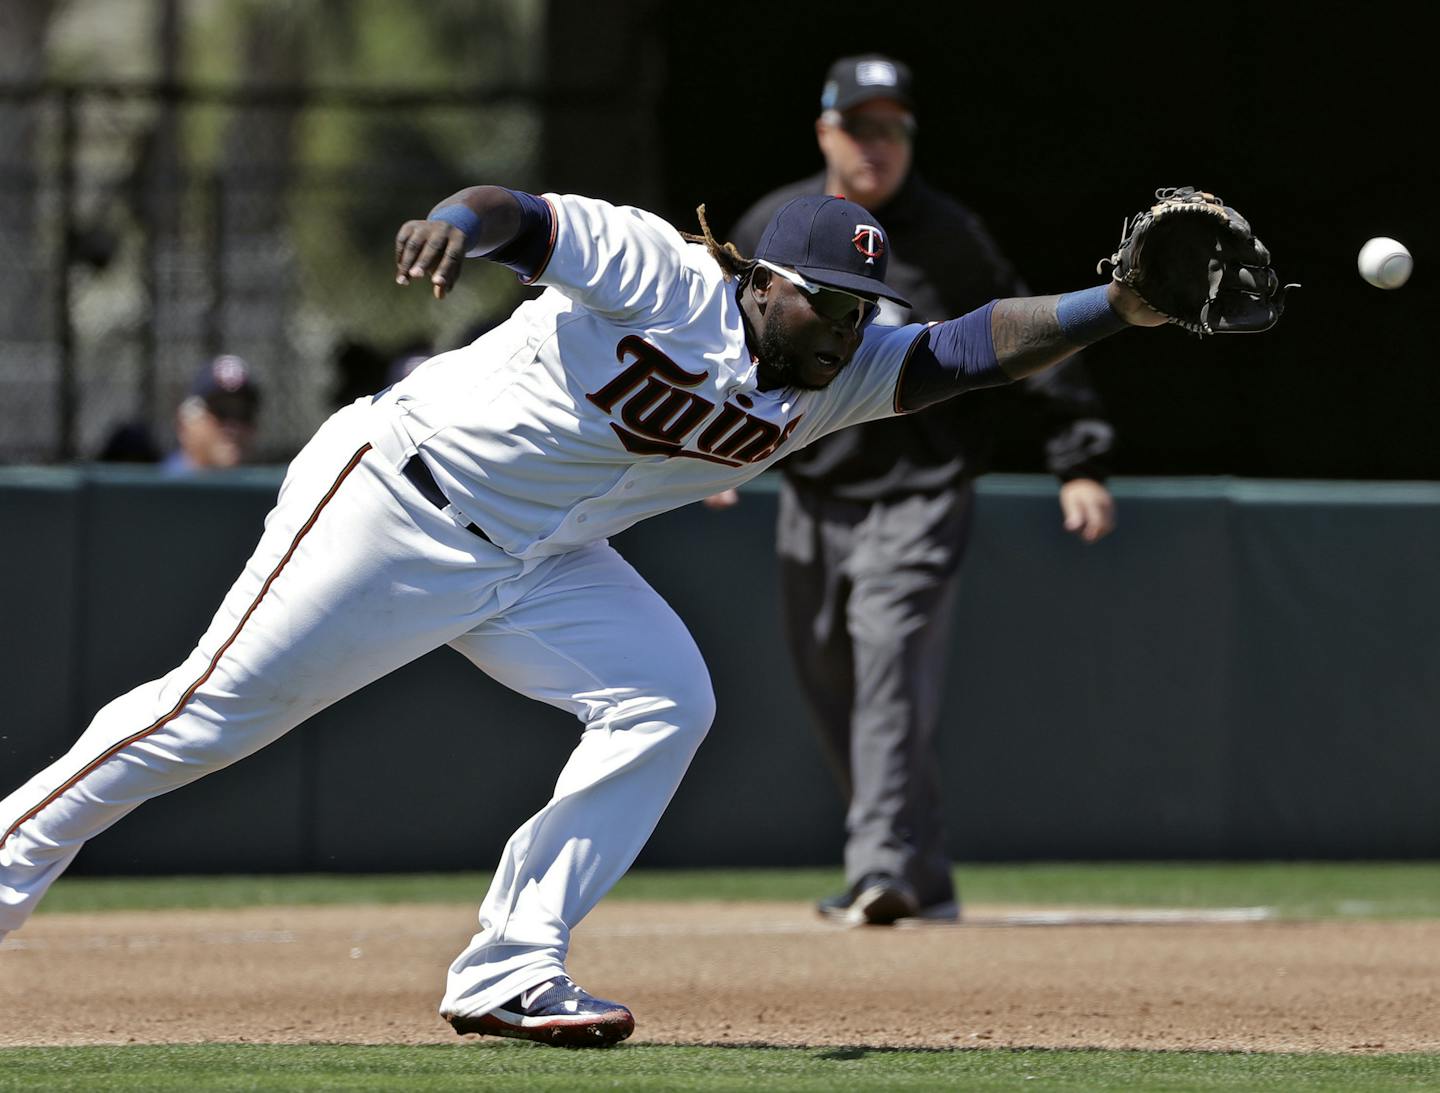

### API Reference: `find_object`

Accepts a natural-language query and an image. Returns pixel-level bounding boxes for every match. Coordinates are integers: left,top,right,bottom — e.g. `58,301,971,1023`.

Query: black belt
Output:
402,456,492,544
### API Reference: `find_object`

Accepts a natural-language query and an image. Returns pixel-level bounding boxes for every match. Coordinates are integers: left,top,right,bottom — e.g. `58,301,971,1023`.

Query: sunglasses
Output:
757,260,877,330
839,113,917,145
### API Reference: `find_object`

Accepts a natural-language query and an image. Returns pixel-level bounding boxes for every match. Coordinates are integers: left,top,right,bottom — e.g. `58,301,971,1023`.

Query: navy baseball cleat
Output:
446,975,635,1048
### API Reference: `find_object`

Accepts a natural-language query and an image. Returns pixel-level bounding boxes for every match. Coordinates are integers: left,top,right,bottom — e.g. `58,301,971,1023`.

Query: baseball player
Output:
1,183,1237,1047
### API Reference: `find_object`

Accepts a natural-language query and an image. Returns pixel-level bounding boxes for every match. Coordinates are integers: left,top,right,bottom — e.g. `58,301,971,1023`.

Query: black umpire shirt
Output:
730,171,1114,501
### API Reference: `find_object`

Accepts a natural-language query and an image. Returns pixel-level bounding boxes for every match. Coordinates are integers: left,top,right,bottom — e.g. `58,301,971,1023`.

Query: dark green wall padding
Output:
3,467,1437,873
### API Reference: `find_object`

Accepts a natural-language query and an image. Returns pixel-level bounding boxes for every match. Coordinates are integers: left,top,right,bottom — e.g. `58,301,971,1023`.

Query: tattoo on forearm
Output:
993,295,1080,379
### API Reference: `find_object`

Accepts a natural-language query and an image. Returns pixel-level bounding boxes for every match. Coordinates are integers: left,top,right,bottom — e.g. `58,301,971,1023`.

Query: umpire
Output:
727,54,1117,924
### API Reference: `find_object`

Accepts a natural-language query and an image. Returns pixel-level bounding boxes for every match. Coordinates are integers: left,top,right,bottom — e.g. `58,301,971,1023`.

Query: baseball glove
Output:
1100,186,1292,335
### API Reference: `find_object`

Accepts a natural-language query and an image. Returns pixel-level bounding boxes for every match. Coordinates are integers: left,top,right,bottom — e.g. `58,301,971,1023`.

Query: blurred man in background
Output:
723,54,1117,926
95,353,263,469
164,353,263,472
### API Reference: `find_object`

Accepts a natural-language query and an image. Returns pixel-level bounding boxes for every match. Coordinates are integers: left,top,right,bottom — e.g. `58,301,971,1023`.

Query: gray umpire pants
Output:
777,477,974,909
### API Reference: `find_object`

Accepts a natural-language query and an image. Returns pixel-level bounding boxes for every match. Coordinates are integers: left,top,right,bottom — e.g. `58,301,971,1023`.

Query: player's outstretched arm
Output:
897,282,1163,413
990,282,1164,380
395,186,544,299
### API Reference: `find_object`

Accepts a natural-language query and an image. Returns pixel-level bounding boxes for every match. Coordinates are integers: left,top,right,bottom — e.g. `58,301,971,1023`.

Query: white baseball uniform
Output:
0,193,927,1020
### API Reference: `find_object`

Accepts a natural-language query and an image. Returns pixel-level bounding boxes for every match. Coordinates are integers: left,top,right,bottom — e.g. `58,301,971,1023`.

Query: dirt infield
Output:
3,901,1436,1053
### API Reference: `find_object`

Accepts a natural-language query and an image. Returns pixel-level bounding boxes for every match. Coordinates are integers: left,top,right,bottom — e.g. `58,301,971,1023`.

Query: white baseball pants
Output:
0,398,713,1020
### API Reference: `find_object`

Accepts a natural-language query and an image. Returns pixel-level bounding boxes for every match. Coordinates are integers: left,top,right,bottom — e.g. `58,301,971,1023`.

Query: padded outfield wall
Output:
2,466,1437,874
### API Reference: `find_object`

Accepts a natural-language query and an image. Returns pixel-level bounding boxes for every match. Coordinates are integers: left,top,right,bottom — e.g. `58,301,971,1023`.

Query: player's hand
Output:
1106,281,1167,328
1059,478,1115,543
394,219,468,300
702,489,740,510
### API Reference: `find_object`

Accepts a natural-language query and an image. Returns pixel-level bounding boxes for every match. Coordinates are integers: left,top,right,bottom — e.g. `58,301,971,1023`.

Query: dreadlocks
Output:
680,205,754,283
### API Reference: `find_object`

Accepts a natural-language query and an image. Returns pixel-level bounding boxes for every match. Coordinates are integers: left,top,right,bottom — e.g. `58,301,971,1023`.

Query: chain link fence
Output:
0,83,543,465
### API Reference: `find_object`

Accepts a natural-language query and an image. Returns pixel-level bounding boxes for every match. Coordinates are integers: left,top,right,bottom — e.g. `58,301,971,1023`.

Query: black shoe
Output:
817,873,920,925
446,975,635,1048
907,898,961,923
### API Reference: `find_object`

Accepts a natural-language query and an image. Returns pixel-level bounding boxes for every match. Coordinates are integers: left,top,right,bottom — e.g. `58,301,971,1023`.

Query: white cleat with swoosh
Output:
446,975,635,1048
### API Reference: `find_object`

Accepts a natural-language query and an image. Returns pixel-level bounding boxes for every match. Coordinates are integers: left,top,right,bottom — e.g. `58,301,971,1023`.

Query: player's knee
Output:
644,675,715,750
596,676,713,739
676,675,717,743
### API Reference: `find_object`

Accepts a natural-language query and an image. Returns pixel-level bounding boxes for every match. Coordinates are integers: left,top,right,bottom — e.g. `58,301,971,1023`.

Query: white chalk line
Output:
585,907,1276,936
1,906,1275,951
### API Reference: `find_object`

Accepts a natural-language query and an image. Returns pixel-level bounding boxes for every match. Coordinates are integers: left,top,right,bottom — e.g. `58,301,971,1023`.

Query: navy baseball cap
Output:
820,54,914,114
754,194,911,307
190,354,260,423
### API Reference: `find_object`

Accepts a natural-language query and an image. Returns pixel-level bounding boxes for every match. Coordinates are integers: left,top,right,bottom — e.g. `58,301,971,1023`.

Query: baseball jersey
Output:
375,193,928,559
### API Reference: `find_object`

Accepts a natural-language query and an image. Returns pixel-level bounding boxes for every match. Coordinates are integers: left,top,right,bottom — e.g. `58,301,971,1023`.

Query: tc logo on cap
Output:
854,60,900,88
853,225,885,265
211,354,251,392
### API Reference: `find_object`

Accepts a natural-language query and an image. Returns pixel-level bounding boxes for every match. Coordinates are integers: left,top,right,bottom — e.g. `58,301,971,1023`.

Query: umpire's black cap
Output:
820,54,914,114
754,194,911,307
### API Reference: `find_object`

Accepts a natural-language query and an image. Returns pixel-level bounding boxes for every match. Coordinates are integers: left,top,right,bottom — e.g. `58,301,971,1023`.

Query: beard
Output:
753,312,831,392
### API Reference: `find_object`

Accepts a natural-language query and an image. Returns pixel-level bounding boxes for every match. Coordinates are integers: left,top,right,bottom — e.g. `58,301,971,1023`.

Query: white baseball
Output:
1357,237,1413,290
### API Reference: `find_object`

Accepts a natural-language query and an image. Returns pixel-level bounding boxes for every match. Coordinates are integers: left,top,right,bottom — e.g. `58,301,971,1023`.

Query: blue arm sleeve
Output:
895,302,1010,412
480,191,554,281
1055,284,1128,344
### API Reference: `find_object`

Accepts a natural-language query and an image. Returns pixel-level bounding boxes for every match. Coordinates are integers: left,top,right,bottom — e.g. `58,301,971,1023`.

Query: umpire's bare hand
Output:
395,220,469,299
1059,479,1116,544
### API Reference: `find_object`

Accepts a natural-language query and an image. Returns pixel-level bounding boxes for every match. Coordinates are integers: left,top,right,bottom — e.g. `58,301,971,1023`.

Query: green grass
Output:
31,861,1440,920
0,1044,1437,1093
